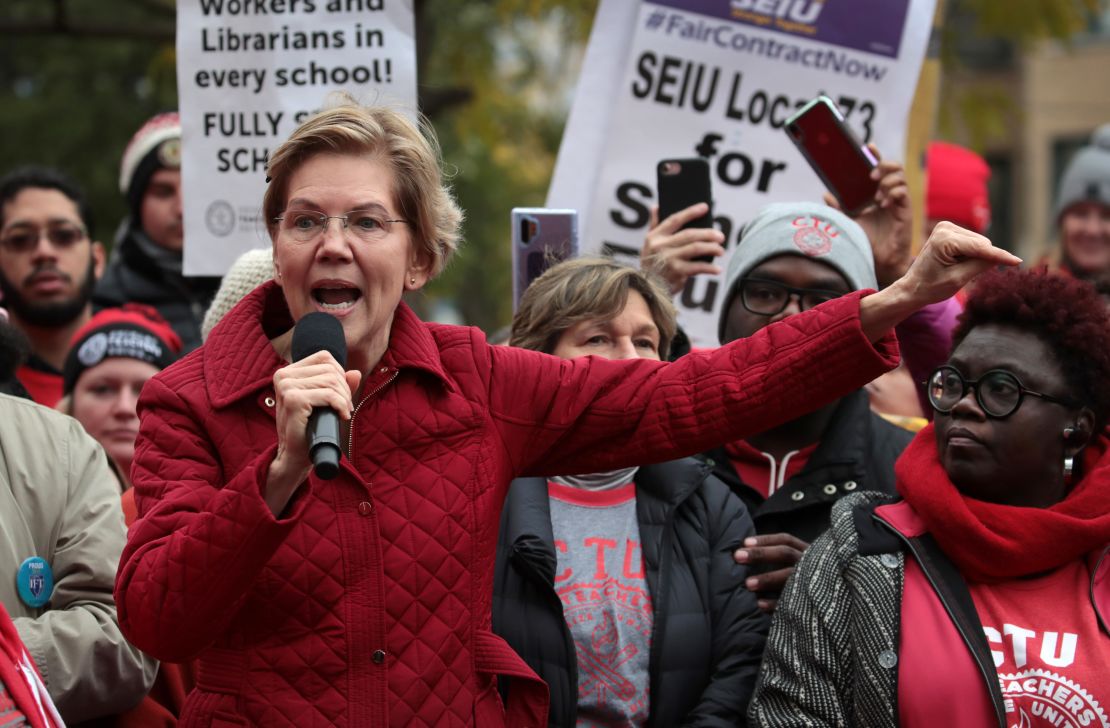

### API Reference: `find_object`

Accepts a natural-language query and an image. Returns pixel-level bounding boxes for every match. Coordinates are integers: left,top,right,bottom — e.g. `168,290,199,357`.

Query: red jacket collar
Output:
876,499,1110,633
203,280,454,408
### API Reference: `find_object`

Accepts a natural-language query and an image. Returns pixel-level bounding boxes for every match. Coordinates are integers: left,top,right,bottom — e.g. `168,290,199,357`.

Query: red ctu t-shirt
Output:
968,560,1110,727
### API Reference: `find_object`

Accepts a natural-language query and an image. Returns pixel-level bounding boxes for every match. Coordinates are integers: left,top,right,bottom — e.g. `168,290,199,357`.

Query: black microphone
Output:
291,312,347,480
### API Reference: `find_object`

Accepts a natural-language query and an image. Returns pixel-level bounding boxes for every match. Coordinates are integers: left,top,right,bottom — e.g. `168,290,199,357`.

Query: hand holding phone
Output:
641,202,725,295
645,158,724,292
785,96,879,215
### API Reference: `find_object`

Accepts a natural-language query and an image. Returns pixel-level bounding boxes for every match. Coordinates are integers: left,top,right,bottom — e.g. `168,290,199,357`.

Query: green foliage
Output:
937,0,1104,147
417,0,596,332
0,0,596,334
0,0,176,245
955,0,1099,45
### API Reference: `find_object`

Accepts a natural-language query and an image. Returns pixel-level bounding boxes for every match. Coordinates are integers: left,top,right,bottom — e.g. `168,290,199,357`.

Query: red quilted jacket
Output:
115,281,896,727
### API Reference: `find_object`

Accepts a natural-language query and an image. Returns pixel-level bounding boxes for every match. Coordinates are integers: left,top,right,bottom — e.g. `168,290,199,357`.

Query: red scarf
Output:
895,425,1110,583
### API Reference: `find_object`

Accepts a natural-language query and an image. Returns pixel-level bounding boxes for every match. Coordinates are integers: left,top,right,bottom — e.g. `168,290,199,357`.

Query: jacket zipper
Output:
347,370,399,458
878,520,1007,727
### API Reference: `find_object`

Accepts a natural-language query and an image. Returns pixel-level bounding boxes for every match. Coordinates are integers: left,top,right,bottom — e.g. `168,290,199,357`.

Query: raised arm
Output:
858,221,1018,341
491,288,897,478
493,221,1015,478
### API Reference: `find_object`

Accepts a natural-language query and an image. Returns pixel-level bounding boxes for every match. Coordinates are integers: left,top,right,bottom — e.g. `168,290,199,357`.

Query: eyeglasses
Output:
0,224,87,253
738,278,846,316
926,365,1079,419
274,209,407,244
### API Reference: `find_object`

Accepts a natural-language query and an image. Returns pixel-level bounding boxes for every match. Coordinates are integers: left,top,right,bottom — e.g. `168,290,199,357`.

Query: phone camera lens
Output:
520,216,538,245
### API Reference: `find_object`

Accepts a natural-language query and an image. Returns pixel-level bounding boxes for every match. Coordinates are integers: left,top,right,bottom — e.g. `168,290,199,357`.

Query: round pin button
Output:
880,553,899,569
17,557,53,609
878,649,898,669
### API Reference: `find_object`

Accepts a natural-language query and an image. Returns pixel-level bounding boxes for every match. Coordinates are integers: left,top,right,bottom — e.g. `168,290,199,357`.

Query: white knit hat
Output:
201,248,275,341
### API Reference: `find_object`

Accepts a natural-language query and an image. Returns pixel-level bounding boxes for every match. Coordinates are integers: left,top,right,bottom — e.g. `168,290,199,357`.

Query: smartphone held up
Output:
784,96,879,215
511,208,579,309
657,158,716,263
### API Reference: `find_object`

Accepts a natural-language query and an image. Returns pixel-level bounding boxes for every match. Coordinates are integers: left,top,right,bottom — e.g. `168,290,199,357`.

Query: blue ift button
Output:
17,556,53,609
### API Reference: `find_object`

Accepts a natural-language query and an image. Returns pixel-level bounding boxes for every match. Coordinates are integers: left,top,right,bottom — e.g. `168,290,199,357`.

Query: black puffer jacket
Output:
701,390,912,543
493,458,769,727
93,223,219,352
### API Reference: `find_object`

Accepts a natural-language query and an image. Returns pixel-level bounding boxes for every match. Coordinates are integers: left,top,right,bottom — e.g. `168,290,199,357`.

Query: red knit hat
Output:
63,304,182,394
926,141,992,234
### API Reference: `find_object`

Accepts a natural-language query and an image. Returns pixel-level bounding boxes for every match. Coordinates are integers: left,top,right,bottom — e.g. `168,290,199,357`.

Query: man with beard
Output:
93,112,219,352
0,167,104,406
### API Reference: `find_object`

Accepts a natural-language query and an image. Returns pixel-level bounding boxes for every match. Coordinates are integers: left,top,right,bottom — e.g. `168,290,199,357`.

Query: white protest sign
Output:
177,0,416,276
549,0,934,347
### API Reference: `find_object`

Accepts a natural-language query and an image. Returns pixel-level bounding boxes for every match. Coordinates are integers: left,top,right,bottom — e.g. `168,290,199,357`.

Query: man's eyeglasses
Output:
738,278,846,316
926,365,1079,419
0,224,87,253
274,209,407,244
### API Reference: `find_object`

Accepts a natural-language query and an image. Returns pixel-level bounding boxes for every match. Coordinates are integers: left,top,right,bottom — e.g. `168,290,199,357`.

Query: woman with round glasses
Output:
750,268,1110,726
114,98,1015,728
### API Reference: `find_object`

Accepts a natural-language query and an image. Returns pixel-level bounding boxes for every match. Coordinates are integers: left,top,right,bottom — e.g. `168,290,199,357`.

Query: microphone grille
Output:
291,312,347,366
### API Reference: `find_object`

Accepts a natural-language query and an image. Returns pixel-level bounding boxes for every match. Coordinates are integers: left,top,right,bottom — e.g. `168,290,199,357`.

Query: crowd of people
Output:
0,92,1108,727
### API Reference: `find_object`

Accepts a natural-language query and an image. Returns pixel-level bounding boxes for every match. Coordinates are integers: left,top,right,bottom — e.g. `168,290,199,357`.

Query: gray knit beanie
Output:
1056,124,1110,220
201,247,274,341
718,202,876,343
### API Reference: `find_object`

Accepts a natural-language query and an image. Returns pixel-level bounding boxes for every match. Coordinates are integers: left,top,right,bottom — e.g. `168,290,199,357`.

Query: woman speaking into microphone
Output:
114,97,1017,727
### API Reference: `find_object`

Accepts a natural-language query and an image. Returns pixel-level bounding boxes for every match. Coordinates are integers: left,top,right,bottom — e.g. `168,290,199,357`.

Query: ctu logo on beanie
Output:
791,215,839,257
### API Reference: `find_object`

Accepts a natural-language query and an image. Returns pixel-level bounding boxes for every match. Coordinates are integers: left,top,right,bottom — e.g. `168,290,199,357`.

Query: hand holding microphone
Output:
266,313,362,515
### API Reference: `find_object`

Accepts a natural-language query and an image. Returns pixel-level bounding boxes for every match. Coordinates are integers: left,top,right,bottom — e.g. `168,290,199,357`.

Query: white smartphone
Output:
511,208,579,309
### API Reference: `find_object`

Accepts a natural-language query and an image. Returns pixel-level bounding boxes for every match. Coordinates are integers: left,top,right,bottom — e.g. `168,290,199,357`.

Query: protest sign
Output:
549,0,935,347
176,0,416,276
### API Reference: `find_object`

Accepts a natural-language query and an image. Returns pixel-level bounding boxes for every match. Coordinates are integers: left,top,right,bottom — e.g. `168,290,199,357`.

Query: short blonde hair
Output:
509,257,677,358
263,99,463,277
